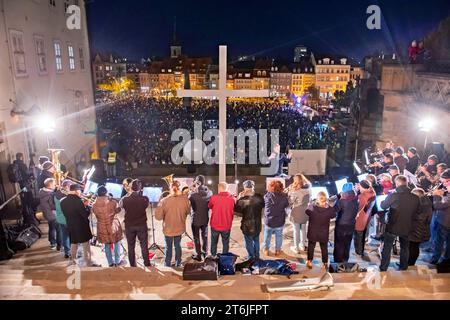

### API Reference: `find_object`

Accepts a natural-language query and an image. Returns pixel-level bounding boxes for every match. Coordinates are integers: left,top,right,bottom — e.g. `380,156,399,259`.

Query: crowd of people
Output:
27,137,449,271
96,96,344,167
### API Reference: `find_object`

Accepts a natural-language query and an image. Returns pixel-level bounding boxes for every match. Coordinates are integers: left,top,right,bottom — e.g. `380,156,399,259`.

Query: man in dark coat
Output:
430,180,450,264
393,147,409,173
333,183,359,263
188,175,212,261
408,188,432,266
235,180,265,260
14,153,38,226
405,147,420,174
37,161,55,189
380,175,420,271
61,184,98,267
119,179,151,267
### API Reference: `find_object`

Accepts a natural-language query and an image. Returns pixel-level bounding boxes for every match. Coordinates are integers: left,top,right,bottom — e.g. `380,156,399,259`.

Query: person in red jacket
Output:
208,182,236,257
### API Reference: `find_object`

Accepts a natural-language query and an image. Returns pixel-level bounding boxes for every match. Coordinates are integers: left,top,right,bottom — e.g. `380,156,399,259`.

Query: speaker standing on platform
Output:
208,182,236,257
379,175,419,271
234,180,265,260
119,179,151,267
156,181,191,268
188,175,212,261
93,186,124,267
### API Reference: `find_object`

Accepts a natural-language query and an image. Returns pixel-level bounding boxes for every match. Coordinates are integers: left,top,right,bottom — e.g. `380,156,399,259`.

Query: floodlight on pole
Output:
418,118,435,149
38,114,56,133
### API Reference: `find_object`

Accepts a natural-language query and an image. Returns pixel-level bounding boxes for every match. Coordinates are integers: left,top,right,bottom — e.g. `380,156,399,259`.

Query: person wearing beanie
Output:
379,175,420,271
235,180,265,260
156,181,191,268
188,175,212,261
54,179,73,258
286,174,311,254
406,147,420,174
37,160,55,189
92,186,124,267
38,178,58,249
394,146,409,173
353,180,376,257
60,183,100,267
388,165,400,180
431,179,450,265
418,155,439,190
334,182,358,263
119,179,151,267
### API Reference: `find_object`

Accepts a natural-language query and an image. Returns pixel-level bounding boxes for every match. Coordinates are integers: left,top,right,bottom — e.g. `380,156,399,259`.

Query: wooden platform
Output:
1,212,450,300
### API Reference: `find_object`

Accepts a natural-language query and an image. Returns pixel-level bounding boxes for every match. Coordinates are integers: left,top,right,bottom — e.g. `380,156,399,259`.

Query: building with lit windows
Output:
313,54,351,98
0,0,95,203
291,62,315,97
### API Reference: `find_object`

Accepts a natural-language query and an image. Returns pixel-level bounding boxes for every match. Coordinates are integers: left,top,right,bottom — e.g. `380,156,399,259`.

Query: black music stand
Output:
148,202,165,255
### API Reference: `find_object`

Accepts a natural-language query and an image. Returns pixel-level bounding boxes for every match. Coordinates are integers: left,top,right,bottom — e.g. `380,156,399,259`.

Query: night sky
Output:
87,0,450,62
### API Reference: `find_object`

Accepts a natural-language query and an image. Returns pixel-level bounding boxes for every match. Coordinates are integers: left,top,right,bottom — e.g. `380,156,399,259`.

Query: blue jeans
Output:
430,214,439,248
48,220,58,247
432,223,450,262
164,235,182,267
105,241,121,266
380,232,410,271
292,222,307,248
244,234,260,260
210,229,230,257
57,223,71,255
263,225,284,251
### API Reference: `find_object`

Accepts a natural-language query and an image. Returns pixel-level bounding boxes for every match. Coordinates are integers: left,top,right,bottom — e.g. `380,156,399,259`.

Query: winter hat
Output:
395,147,404,155
342,182,354,193
428,154,438,162
61,179,73,188
408,147,417,155
388,164,399,172
131,179,142,192
42,161,54,171
243,180,255,189
39,156,50,165
441,168,450,180
360,180,371,190
69,184,83,191
96,185,108,197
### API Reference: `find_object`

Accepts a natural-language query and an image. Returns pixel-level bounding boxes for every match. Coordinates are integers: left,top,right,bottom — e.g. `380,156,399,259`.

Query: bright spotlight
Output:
207,179,212,185
38,114,56,133
234,180,239,184
418,118,435,132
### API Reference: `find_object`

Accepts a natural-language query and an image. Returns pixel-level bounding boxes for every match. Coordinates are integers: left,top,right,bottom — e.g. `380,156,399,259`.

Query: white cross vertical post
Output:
177,45,269,182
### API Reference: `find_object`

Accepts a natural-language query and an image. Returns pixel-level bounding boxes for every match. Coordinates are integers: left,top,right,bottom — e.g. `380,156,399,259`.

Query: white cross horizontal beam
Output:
177,89,270,98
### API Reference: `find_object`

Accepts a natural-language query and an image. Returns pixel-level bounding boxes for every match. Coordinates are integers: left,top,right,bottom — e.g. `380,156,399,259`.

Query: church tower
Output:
170,16,182,58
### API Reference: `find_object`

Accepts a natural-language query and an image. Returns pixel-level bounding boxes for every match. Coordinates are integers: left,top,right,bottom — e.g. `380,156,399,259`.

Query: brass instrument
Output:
48,148,64,186
161,174,174,199
59,187,97,208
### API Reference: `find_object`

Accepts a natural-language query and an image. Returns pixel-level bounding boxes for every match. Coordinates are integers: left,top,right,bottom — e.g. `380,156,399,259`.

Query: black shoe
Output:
192,254,202,262
429,259,439,265
370,235,381,241
64,254,71,259
395,262,408,271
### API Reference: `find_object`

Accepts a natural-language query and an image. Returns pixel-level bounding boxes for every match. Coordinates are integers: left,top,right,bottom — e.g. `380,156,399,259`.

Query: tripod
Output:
148,203,165,255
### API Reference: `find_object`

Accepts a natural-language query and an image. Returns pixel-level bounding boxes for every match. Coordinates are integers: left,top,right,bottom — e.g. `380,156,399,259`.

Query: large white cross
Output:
177,45,270,182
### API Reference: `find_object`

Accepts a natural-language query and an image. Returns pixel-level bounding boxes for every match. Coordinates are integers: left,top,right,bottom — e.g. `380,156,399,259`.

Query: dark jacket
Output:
335,191,359,226
409,196,433,242
38,188,56,221
434,195,450,228
263,192,289,228
119,192,149,228
406,155,420,174
380,185,419,237
60,194,92,244
188,185,212,226
235,192,265,236
394,155,409,173
13,159,31,187
305,202,336,243
37,170,54,189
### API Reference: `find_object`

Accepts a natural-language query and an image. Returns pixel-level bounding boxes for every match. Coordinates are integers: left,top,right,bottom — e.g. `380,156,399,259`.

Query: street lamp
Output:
418,118,435,150
38,114,56,149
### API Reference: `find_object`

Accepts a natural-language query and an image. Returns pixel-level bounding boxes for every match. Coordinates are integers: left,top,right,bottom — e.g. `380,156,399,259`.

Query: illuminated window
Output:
68,44,75,70
34,36,47,74
10,30,27,76
54,41,63,72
